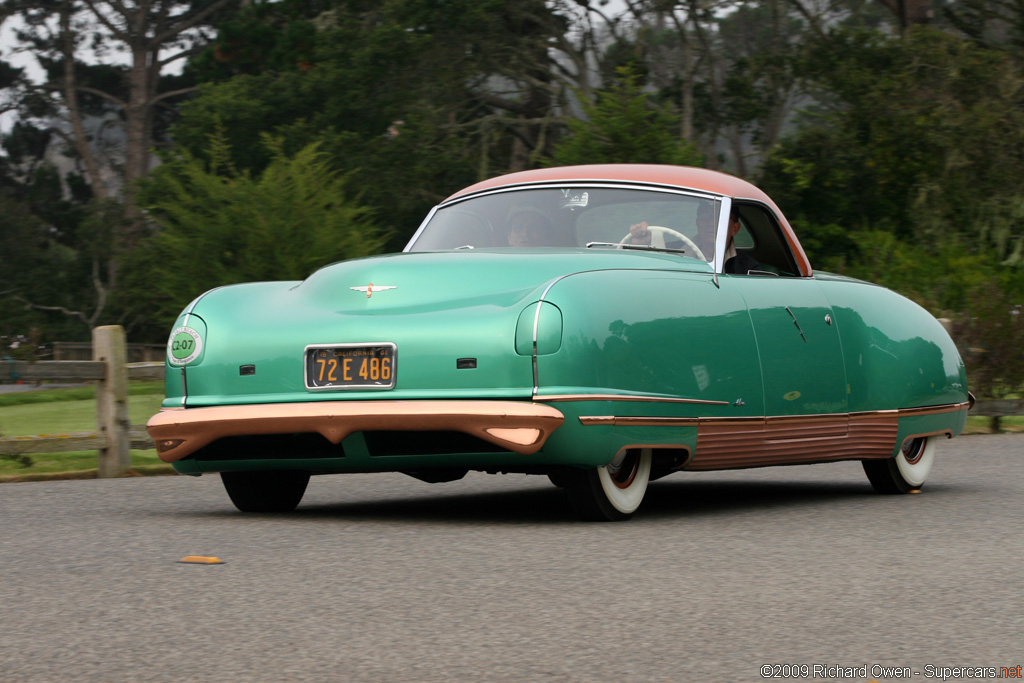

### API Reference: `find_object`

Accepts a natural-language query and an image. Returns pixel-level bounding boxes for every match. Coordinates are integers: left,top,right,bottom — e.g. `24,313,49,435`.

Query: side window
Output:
733,222,755,249
734,204,800,277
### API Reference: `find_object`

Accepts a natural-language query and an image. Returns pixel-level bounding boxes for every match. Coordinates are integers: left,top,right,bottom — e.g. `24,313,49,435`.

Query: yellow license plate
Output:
305,344,396,390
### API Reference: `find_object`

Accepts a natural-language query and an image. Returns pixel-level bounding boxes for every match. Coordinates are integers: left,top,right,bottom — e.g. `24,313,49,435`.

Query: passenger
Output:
506,208,552,247
722,209,760,275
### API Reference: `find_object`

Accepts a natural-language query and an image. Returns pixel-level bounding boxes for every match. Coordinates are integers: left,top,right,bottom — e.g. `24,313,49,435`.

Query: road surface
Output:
1,434,1021,681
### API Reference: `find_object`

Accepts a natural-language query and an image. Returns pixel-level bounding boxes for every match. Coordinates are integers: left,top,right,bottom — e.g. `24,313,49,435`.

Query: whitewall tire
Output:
564,449,653,521
863,436,936,494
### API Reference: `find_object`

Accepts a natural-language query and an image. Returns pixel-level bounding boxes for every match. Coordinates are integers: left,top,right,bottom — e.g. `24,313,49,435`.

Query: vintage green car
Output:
147,164,971,520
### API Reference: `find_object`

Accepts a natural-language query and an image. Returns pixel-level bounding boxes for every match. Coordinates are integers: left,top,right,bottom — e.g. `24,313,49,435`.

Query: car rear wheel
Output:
862,436,936,494
563,448,652,521
221,470,310,512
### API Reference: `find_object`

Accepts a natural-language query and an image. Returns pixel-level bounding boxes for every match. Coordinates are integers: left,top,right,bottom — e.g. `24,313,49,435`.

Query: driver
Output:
626,202,715,259
626,204,760,273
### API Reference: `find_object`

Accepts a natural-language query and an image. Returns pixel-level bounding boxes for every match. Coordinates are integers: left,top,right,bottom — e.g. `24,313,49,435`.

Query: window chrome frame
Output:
403,181,725,255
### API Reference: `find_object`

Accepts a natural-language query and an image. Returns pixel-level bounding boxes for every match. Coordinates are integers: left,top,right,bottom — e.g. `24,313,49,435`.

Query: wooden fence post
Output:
94,326,130,477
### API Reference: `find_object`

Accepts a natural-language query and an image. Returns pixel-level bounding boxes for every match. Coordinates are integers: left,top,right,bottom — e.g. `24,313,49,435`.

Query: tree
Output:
118,134,383,336
762,27,1024,264
0,0,242,338
3,0,241,218
0,188,94,340
561,0,813,176
166,0,568,248
544,68,702,167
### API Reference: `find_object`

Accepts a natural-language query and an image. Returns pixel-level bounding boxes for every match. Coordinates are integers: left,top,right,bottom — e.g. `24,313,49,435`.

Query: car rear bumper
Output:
147,401,566,463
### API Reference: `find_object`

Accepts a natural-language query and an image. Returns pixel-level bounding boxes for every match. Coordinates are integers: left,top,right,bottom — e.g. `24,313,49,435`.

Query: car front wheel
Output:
862,436,936,494
563,448,652,521
221,470,310,512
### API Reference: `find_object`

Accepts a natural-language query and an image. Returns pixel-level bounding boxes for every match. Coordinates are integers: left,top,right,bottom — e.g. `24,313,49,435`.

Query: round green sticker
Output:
168,326,202,365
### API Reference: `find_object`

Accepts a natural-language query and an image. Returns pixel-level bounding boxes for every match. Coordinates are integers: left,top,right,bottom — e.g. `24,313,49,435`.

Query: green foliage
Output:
820,231,990,311
0,382,162,409
953,274,1024,400
0,190,92,341
815,231,1024,400
761,27,1024,399
121,134,383,336
762,27,1024,259
0,388,167,476
545,69,702,167
0,453,34,469
171,0,565,245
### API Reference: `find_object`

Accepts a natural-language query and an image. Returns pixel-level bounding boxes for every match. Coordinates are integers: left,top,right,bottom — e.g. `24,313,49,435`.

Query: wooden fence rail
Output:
1,326,162,477
971,399,1024,417
1,325,1021,478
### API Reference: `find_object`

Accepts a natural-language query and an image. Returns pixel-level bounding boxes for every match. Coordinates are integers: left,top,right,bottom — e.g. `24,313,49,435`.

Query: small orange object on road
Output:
177,556,224,564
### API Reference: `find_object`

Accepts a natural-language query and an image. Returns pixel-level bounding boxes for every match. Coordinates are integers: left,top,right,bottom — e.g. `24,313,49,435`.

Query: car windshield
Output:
406,186,723,263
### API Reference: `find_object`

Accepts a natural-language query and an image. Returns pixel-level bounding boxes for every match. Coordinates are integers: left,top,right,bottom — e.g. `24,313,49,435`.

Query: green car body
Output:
149,165,970,520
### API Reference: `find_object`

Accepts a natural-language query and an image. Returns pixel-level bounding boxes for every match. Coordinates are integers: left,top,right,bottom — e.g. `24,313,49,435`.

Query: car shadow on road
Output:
293,485,576,523
274,477,889,524
639,478,880,519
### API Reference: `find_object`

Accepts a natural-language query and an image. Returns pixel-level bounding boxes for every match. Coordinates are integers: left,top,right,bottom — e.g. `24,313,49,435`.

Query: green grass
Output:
965,415,1024,434
0,381,163,407
0,383,171,480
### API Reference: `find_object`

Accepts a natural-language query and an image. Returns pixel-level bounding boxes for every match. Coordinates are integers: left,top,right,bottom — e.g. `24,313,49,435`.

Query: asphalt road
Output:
2,435,1022,682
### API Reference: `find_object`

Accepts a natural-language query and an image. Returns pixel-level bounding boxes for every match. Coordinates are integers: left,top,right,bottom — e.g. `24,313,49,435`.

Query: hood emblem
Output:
350,283,397,298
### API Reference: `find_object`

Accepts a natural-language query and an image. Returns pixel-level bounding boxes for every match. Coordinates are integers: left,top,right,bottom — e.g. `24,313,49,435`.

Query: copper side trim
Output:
898,401,971,417
690,417,766,427
689,411,898,470
848,409,900,417
147,401,565,463
538,394,730,405
575,400,966,469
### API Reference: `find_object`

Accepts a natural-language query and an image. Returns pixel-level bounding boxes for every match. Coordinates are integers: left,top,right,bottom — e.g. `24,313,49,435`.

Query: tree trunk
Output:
123,44,153,245
61,0,108,202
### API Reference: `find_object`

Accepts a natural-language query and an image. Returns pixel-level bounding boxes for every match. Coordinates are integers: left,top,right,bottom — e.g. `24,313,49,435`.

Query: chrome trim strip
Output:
182,286,222,321
178,286,224,409
402,204,439,251
541,394,730,405
440,181,722,207
577,401,970,427
532,275,573,397
579,416,700,427
848,409,900,417
901,401,972,416
713,196,731,278
409,182,728,252
691,416,767,425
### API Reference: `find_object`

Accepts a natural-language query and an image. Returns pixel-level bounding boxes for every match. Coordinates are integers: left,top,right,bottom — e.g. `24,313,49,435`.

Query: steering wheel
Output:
620,225,707,261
